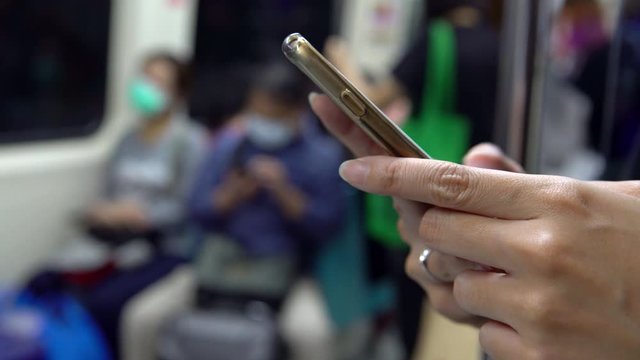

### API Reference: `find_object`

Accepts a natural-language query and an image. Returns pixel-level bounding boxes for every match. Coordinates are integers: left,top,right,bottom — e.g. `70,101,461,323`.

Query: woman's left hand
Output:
339,155,640,360
393,143,523,327
247,155,289,190
111,201,150,230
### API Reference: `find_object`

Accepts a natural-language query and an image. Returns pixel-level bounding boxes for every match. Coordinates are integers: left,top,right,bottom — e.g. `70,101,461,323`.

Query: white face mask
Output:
245,114,296,150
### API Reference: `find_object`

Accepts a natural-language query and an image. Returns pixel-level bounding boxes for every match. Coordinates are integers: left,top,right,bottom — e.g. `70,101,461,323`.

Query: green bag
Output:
365,21,471,248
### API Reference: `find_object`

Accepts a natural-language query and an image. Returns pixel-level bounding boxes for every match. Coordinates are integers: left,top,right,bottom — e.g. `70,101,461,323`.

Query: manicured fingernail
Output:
339,160,369,185
308,92,320,105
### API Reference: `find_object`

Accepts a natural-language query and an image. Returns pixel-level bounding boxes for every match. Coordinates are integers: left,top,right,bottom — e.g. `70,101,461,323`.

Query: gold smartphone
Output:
282,33,431,159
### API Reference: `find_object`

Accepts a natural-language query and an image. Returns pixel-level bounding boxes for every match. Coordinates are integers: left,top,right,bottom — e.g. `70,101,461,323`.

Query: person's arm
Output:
102,135,128,199
189,135,260,230
188,138,235,228
144,128,207,228
289,151,346,239
267,181,307,221
209,170,259,215
84,134,133,227
246,156,306,221
247,152,346,239
291,164,347,241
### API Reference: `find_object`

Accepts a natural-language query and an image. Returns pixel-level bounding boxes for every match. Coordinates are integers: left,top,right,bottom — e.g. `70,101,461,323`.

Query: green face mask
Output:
128,78,168,117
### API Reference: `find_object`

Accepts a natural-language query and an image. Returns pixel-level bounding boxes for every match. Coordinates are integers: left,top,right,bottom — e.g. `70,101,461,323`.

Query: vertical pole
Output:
525,0,556,174
601,0,626,158
494,0,531,164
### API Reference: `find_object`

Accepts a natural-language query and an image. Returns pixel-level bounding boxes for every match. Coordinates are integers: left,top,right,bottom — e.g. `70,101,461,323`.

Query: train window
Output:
189,0,333,128
0,0,111,143
192,0,333,67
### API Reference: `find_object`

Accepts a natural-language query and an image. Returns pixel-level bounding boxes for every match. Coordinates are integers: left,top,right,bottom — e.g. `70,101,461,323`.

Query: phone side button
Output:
340,89,367,117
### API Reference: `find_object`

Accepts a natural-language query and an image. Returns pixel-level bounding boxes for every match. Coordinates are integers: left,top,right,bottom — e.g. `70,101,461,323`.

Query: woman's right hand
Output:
311,93,520,326
314,93,640,359
85,201,149,230
85,202,118,227
211,169,259,214
396,143,522,326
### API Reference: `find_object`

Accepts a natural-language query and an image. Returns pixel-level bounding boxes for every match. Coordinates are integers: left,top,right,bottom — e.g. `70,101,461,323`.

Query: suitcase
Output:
157,303,278,360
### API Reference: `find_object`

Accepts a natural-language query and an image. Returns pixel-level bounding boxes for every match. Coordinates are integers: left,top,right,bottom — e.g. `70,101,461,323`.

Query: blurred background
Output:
0,0,638,359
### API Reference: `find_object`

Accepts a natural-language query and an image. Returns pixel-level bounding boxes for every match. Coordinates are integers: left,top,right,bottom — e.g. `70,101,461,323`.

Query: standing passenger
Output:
325,1,500,357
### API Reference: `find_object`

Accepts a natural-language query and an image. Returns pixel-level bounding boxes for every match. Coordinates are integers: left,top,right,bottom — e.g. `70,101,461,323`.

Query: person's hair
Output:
143,51,191,99
487,0,504,29
427,0,488,19
561,0,604,23
627,1,640,17
250,60,310,108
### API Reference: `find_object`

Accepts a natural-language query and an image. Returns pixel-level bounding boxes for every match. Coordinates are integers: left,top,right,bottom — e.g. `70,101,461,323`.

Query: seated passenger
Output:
69,52,206,359
188,61,346,305
84,52,205,251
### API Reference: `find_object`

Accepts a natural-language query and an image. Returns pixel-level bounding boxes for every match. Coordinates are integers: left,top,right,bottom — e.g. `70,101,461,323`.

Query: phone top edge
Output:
282,33,431,160
282,33,303,58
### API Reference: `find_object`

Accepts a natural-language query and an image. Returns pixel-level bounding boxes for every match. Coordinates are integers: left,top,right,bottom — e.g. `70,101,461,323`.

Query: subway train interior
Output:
0,0,639,359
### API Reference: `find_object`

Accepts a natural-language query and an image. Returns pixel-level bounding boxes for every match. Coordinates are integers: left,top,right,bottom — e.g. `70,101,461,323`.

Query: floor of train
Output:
416,303,480,360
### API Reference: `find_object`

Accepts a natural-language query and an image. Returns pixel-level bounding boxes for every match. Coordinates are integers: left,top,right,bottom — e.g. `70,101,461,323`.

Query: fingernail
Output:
308,92,320,105
339,160,369,186
475,143,503,156
463,143,503,163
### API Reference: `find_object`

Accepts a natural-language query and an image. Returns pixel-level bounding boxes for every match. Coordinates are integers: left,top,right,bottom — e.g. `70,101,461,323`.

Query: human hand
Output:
111,201,149,230
247,155,289,190
86,201,149,230
324,36,356,75
247,155,309,219
313,90,640,358
85,202,119,227
338,155,640,359
311,91,508,303
310,94,512,326
395,143,524,326
212,169,259,213
383,97,412,126
310,93,387,158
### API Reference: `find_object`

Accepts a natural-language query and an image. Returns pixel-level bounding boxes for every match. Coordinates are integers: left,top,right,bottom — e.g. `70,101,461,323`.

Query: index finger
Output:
339,156,544,219
309,93,386,158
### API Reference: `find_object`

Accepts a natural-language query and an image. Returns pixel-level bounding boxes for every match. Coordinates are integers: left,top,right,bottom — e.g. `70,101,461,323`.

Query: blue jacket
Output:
189,131,346,257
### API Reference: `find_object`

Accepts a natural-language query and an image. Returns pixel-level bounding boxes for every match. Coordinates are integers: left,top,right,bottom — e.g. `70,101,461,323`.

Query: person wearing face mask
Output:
190,61,345,293
188,61,346,358
84,52,206,250
76,53,206,359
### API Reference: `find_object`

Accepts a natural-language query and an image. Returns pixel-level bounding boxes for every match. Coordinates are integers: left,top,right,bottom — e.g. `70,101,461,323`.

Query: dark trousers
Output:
79,255,183,356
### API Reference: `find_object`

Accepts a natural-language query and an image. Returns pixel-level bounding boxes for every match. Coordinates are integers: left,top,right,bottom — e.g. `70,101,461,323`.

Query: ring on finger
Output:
419,248,449,284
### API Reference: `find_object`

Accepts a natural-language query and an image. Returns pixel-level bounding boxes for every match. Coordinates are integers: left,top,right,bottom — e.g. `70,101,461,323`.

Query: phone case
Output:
282,33,430,159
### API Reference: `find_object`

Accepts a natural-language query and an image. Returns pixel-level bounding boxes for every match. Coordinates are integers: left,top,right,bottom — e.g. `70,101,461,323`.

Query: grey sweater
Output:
106,116,206,230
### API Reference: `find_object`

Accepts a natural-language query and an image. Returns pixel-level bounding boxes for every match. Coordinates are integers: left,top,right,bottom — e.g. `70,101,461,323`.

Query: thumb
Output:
463,143,524,173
